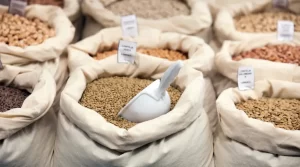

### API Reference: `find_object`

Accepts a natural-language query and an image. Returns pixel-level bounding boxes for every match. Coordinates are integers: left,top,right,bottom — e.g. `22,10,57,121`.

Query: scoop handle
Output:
156,61,184,97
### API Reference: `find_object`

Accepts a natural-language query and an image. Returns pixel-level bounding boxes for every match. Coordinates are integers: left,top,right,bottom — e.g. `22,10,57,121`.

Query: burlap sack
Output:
0,66,56,167
214,80,300,166
0,4,74,65
214,0,300,43
68,26,218,132
53,56,214,167
81,0,212,42
213,37,300,96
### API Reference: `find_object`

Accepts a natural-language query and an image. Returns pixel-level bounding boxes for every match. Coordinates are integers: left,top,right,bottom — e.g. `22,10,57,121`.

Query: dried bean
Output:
234,12,300,33
0,86,30,112
106,0,190,19
79,76,182,129
0,13,55,48
236,98,300,130
232,44,300,65
94,48,187,61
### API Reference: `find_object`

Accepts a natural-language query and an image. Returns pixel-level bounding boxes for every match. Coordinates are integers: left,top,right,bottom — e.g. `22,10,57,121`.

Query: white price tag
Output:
238,67,254,91
117,40,137,64
277,21,294,41
9,0,27,16
273,0,288,8
121,15,138,37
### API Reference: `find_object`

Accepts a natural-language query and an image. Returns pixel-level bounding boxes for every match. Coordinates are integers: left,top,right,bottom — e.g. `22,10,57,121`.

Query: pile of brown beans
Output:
106,0,190,19
94,48,187,61
79,76,182,129
232,44,300,65
236,98,300,130
0,86,30,112
0,13,55,48
28,0,64,8
234,12,300,32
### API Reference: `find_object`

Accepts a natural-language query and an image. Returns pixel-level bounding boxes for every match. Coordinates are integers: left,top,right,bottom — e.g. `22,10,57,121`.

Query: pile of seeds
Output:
94,48,187,61
106,0,190,19
28,0,64,8
0,13,55,48
79,76,182,129
236,98,300,130
234,12,300,32
0,86,30,112
232,44,300,65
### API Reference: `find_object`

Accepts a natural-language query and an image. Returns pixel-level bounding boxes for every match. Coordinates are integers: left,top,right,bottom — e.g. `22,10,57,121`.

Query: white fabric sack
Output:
215,80,300,166
68,26,218,132
54,56,214,167
213,37,300,96
0,5,75,65
214,0,300,43
0,66,56,167
81,0,213,42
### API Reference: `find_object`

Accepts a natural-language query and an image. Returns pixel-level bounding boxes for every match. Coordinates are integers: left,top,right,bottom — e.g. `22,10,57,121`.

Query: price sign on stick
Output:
277,21,294,41
238,67,254,91
117,40,137,64
9,0,27,16
121,15,138,37
273,0,288,8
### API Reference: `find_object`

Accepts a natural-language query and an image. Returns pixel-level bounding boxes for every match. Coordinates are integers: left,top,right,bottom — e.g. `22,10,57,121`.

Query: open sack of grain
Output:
214,0,300,43
213,37,300,96
214,80,300,167
68,26,218,132
53,55,214,167
81,0,212,42
0,65,56,167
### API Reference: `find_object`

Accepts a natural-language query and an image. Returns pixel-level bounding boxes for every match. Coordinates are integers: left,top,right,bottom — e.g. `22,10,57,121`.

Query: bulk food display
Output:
68,26,218,132
81,0,212,42
214,80,300,167
0,66,56,167
213,37,300,96
54,57,214,167
214,0,300,43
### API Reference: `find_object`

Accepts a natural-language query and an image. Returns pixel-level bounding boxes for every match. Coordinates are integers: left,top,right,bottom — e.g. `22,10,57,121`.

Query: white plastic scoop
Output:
118,60,184,123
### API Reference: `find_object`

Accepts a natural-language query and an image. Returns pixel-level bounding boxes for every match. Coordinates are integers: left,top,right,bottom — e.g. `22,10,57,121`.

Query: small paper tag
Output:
121,15,138,37
273,0,288,8
238,67,254,91
117,40,137,64
277,21,294,41
9,0,27,16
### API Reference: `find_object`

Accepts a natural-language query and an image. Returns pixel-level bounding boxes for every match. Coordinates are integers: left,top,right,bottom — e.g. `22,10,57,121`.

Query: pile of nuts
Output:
28,0,64,8
79,76,182,129
0,86,30,112
232,44,300,65
234,12,300,32
94,48,187,61
106,0,190,19
236,98,300,130
0,13,55,48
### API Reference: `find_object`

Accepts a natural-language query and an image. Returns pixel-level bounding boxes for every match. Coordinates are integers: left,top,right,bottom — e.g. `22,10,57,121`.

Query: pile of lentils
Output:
0,86,30,112
94,48,188,61
232,44,300,65
28,0,64,7
234,12,300,32
106,0,190,19
0,13,55,48
79,76,182,129
236,98,300,130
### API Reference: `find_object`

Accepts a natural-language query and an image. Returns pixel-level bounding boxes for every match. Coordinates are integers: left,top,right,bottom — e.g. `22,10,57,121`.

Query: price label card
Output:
121,15,138,37
273,0,288,8
117,40,137,64
277,21,294,41
9,0,27,16
238,67,254,91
